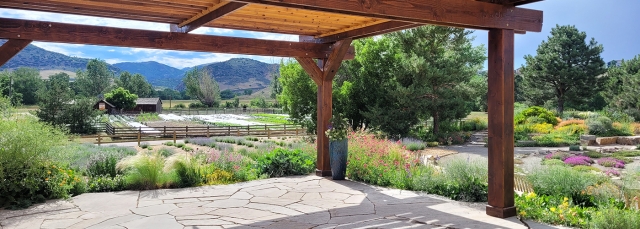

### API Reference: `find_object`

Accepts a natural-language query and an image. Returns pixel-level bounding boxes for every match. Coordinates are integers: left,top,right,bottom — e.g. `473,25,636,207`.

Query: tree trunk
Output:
432,112,440,135
557,97,564,116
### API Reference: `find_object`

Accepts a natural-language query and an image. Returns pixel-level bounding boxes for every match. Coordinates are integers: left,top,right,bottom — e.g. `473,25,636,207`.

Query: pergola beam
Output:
172,2,247,33
231,0,543,32
0,18,354,60
301,21,417,44
0,39,32,67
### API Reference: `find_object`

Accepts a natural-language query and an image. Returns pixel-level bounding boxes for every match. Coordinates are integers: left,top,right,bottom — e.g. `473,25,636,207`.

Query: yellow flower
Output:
47,171,51,174
526,192,536,199
45,178,49,181
520,211,527,216
564,197,569,201
550,207,556,212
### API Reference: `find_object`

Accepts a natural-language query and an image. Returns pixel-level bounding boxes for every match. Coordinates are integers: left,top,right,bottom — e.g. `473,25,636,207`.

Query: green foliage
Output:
461,117,488,131
183,67,220,107
585,150,604,158
520,25,606,114
569,145,581,151
117,72,154,98
586,115,613,136
174,103,186,108
613,150,640,157
516,193,593,228
105,87,138,110
36,72,73,127
276,60,318,133
171,156,206,188
0,67,43,105
527,165,605,197
50,144,136,173
188,102,207,109
220,89,235,99
158,148,176,157
401,138,426,151
75,59,113,97
542,159,567,167
250,97,268,108
255,148,315,178
515,106,558,125
65,97,104,134
86,154,120,178
87,175,126,192
243,89,253,95
572,165,601,173
589,207,640,229
136,113,161,122
603,55,640,121
0,118,71,208
163,141,175,146
119,153,177,190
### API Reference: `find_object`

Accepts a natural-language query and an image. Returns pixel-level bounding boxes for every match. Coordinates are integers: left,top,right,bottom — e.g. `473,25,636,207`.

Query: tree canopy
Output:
0,67,44,105
117,71,154,98
520,25,606,115
75,59,113,97
603,55,640,120
183,67,221,107
105,87,138,110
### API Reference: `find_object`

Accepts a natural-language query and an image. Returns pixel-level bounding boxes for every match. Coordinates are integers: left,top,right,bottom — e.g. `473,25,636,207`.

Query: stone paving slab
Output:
0,175,559,229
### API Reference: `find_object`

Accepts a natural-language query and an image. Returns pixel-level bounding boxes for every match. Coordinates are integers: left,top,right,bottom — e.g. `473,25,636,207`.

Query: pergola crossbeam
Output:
0,18,354,59
173,2,248,33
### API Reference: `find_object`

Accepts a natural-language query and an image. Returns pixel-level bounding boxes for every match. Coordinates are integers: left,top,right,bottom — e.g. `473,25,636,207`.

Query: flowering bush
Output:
563,156,594,166
531,123,554,134
597,157,625,168
604,169,621,177
346,131,418,189
516,193,592,228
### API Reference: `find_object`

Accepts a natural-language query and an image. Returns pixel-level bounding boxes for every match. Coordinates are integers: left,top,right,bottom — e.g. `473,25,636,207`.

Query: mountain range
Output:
0,40,278,91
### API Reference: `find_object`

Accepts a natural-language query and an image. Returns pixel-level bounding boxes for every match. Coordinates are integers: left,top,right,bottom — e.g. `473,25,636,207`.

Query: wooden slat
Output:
231,0,543,32
315,20,387,38
178,0,226,27
0,18,354,60
176,2,247,33
0,39,32,67
301,21,418,43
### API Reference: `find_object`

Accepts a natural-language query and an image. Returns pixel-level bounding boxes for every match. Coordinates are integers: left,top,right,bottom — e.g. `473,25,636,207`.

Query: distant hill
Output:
113,61,185,88
1,40,278,91
0,40,120,74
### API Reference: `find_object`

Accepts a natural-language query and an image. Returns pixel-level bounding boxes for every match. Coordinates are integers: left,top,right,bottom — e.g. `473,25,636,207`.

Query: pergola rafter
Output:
0,0,544,219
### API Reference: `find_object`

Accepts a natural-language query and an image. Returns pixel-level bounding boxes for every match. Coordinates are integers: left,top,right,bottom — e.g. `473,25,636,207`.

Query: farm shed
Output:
0,0,544,218
93,99,115,114
134,98,162,114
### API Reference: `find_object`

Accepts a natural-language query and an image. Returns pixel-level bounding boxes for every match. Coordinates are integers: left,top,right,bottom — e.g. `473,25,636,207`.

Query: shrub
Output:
516,193,592,228
563,156,593,166
427,141,439,147
589,207,640,229
515,106,558,125
255,148,315,178
140,143,149,149
175,143,185,148
52,144,136,173
597,158,625,168
461,118,488,131
603,169,621,177
586,116,613,136
174,103,186,109
163,141,175,146
401,138,426,151
533,132,579,147
87,175,127,192
544,152,572,161
189,102,207,109
515,124,533,141
612,150,640,157
204,169,235,185
135,113,161,122
531,123,553,134
171,156,205,188
569,145,581,151
573,165,601,173
118,153,176,190
528,165,604,197
584,150,604,158
86,154,120,177
440,157,488,202
158,148,176,157
526,116,548,125
557,119,586,128
542,159,566,166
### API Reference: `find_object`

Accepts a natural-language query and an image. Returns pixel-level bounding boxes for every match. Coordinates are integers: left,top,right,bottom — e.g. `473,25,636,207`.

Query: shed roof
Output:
96,99,115,108
136,98,162,105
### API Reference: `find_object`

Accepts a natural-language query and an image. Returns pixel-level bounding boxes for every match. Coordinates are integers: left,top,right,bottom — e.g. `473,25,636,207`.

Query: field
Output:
162,98,277,109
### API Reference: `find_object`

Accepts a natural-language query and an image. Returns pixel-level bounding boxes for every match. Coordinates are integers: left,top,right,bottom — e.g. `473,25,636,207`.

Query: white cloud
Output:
104,58,127,65
107,49,115,52
31,42,86,57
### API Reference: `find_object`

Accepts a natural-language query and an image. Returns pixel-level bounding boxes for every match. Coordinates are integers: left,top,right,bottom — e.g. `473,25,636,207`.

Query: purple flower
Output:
597,157,625,168
327,124,333,130
604,169,621,176
563,156,593,166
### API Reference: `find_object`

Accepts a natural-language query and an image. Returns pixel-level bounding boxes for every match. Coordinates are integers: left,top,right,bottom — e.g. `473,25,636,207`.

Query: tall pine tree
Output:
520,25,605,115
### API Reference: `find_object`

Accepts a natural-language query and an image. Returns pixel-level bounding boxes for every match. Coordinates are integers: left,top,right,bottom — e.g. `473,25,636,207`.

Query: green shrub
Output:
526,116,548,125
412,157,488,202
0,118,71,208
573,165,601,173
585,150,604,158
140,143,149,149
52,144,136,173
542,159,567,166
613,150,640,157
515,106,558,125
176,143,185,148
528,165,605,197
189,102,207,109
401,138,426,151
427,142,439,147
174,103,186,109
255,148,315,178
87,154,119,178
516,193,592,228
158,148,176,157
586,116,613,136
589,207,640,229
171,156,205,188
163,141,175,146
87,175,127,192
569,145,581,151
182,146,194,152
461,118,488,131
118,153,176,190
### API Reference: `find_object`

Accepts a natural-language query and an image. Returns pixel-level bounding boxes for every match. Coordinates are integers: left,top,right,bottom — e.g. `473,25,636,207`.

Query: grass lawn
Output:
249,114,292,124
466,111,488,120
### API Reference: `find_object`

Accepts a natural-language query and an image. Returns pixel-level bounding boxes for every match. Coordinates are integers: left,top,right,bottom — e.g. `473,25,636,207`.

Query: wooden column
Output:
296,38,352,177
0,39,32,67
486,29,516,218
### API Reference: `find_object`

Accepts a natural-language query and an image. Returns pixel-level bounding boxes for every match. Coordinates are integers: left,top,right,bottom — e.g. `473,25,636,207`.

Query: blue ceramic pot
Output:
329,139,348,180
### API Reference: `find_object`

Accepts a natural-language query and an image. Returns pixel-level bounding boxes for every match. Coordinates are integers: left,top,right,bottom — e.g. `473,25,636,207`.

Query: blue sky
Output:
0,0,638,69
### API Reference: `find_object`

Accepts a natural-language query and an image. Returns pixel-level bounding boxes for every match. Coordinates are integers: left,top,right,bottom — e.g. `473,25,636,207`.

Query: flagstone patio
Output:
0,176,557,229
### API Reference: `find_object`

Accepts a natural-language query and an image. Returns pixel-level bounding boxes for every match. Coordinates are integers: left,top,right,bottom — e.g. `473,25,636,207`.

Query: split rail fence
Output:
83,123,308,145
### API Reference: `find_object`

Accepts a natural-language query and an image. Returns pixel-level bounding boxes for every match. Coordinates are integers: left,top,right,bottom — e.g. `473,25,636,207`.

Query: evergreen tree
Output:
603,55,640,120
76,59,113,97
520,25,606,115
117,72,154,98
36,73,73,126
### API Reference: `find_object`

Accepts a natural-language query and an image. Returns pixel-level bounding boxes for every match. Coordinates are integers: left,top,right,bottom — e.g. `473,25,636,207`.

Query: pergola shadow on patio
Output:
0,0,544,218
0,176,558,229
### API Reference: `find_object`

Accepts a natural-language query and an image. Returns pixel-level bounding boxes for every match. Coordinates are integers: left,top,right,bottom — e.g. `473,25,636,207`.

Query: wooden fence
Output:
89,123,308,145
162,107,284,115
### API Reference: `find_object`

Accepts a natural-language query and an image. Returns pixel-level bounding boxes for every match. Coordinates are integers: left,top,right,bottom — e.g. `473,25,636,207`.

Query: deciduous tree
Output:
603,55,640,120
520,25,606,115
117,72,154,98
183,68,220,107
105,87,138,110
36,72,73,126
76,59,113,97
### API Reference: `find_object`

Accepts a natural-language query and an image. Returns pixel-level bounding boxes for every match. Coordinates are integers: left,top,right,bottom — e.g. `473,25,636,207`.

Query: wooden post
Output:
186,126,189,138
228,126,231,136
237,127,240,136
97,135,101,146
247,125,250,135
284,124,287,135
207,126,210,137
267,127,271,139
296,127,299,136
137,127,141,146
486,29,516,219
173,131,176,144
163,126,166,138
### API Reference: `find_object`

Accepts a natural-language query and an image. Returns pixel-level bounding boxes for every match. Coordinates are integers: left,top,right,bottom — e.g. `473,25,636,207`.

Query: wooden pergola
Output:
0,0,543,218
